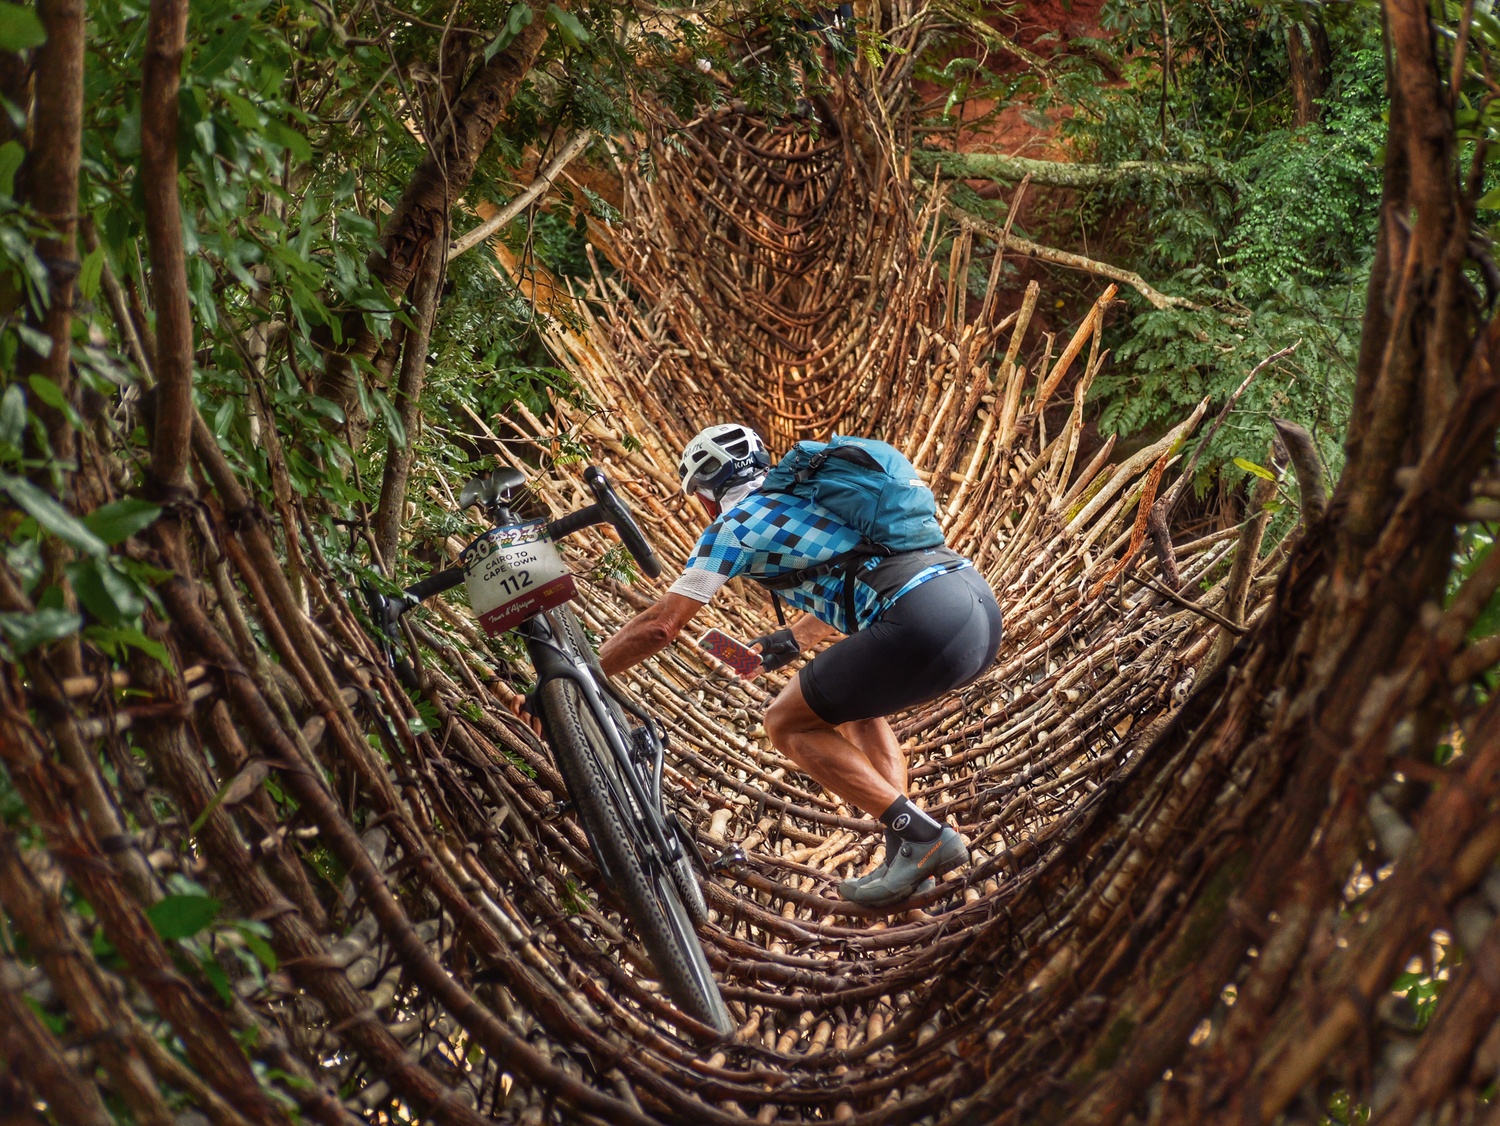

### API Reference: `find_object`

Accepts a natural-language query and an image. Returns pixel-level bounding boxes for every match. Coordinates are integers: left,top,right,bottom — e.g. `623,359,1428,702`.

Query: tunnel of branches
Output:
6,9,1500,1126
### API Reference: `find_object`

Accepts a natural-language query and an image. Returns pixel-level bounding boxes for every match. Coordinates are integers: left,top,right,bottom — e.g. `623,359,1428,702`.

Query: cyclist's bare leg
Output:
765,679,899,817
837,717,907,795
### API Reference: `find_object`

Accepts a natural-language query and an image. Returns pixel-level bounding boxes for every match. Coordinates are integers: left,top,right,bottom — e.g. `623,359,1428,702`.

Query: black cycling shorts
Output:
798,566,1003,725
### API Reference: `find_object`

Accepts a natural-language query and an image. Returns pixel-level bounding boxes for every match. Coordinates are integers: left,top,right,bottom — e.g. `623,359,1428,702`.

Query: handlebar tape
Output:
583,467,664,579
547,503,605,541
405,566,466,603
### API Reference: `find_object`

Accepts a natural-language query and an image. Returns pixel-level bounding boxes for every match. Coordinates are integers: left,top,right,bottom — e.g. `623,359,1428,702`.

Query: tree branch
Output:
140,0,194,494
914,149,1218,190
315,4,550,415
1147,340,1299,586
21,0,86,447
926,0,1055,76
450,130,594,257
1272,416,1328,525
1125,572,1247,634
945,201,1198,311
374,235,445,568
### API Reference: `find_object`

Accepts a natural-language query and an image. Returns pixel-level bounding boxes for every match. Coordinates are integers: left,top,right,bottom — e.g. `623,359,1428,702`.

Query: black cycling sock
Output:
883,826,902,864
879,795,942,844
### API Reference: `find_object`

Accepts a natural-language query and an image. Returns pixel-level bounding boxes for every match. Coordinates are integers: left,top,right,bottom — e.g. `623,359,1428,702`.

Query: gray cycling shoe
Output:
836,829,904,900
837,871,936,901
839,827,968,908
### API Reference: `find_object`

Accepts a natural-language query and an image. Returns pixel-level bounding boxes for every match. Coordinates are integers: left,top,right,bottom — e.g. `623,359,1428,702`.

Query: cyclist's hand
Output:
496,683,545,739
749,628,800,673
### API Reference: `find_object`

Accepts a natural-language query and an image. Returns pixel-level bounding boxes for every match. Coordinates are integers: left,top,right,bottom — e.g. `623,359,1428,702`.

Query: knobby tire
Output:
550,608,709,927
539,619,731,1036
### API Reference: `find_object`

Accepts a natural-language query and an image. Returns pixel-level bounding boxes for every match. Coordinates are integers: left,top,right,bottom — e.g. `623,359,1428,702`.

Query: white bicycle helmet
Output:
678,423,771,497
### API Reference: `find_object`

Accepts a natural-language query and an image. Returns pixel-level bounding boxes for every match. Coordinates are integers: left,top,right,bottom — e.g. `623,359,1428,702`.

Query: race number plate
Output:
462,520,576,636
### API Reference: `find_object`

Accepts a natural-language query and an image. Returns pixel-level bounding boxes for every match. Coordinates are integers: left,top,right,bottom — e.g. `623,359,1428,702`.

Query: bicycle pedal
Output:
709,845,747,875
541,800,572,821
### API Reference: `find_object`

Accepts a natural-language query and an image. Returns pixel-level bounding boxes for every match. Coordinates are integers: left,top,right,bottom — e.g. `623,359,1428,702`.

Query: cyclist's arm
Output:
599,592,705,677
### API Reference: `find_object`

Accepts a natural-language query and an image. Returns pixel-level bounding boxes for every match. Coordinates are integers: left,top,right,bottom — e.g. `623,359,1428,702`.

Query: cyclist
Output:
595,423,1003,908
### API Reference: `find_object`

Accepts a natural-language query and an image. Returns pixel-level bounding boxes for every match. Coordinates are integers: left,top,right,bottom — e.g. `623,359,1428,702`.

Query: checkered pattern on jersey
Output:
682,492,963,633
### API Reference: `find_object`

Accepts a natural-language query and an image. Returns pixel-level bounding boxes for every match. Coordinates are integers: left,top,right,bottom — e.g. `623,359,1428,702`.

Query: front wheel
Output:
547,607,710,929
540,675,733,1036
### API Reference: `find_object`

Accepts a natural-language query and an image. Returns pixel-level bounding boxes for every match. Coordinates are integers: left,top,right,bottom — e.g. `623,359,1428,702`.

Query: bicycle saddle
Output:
459,467,527,515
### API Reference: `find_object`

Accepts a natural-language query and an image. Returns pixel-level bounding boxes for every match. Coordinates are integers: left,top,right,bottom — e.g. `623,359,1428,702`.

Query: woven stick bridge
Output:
451,74,1248,1123
6,9,1500,1126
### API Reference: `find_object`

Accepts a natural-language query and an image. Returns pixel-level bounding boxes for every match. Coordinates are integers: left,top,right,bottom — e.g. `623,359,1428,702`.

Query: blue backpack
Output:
757,436,949,631
763,435,946,551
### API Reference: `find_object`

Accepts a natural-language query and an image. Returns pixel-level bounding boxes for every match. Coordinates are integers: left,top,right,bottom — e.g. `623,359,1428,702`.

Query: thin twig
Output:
1125,571,1248,634
450,131,594,257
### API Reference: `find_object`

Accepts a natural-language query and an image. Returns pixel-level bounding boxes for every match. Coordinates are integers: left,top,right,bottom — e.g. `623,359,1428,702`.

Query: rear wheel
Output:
540,673,732,1036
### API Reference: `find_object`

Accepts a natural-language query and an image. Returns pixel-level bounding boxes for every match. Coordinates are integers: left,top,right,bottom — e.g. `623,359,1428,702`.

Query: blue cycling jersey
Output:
667,490,969,634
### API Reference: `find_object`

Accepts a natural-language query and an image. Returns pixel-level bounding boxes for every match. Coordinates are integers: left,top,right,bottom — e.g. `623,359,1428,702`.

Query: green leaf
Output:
306,396,346,424
199,949,234,1006
84,498,162,545
264,118,312,163
0,383,24,456
234,924,278,973
369,387,406,449
0,3,45,52
0,140,23,198
68,557,146,626
222,92,262,130
1232,457,1277,482
0,607,81,656
83,624,174,669
485,2,533,61
1478,187,1500,210
113,110,141,158
16,324,53,361
196,14,256,79
146,893,221,940
545,3,589,48
27,375,84,431
0,471,108,556
77,245,105,302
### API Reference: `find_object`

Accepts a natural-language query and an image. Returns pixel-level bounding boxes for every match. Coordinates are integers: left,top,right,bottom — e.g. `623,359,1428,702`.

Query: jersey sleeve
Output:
666,513,754,604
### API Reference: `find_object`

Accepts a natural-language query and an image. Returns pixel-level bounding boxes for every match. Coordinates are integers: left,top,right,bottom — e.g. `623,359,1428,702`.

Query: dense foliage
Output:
921,0,1391,493
0,0,825,666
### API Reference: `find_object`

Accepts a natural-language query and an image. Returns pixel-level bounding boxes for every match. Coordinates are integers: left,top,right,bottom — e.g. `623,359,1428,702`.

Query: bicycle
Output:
365,465,735,1037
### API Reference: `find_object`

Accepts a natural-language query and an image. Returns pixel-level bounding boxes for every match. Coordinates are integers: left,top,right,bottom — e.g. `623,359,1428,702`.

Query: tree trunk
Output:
1288,13,1333,126
17,0,87,679
1048,3,1500,1122
313,6,549,419
374,236,446,570
914,149,1217,189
